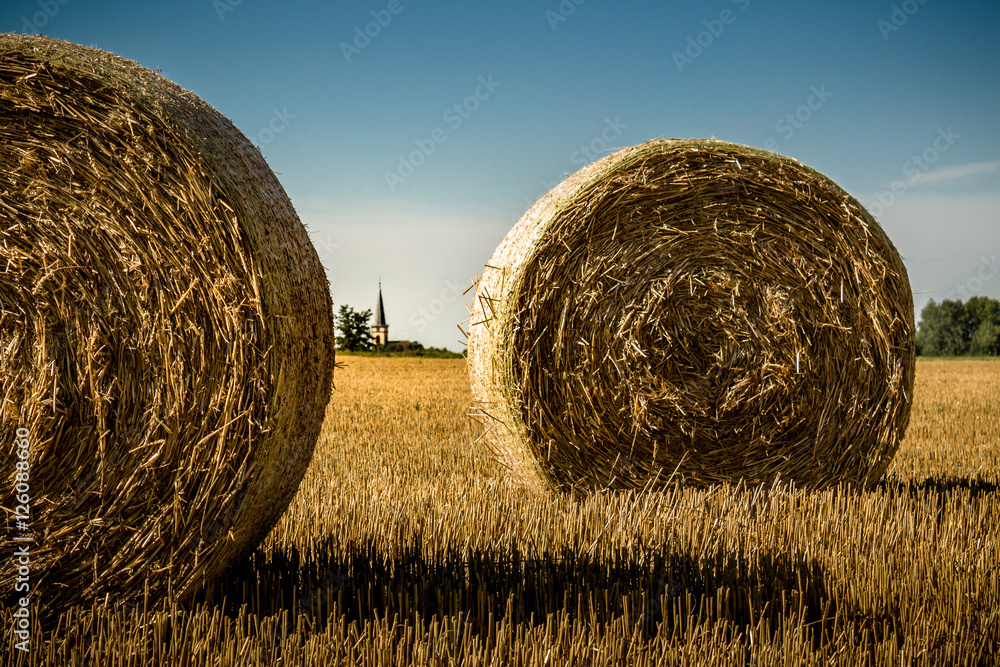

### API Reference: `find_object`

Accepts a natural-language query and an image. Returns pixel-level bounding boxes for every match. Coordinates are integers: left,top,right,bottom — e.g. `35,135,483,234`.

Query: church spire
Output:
371,279,389,347
374,279,387,327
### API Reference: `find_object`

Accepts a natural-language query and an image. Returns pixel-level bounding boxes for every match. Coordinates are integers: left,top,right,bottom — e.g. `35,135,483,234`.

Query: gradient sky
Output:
5,0,999,350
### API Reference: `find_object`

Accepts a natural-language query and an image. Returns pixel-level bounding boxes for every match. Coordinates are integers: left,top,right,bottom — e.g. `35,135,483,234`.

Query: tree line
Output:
338,299,1000,357
334,304,462,357
916,296,1000,356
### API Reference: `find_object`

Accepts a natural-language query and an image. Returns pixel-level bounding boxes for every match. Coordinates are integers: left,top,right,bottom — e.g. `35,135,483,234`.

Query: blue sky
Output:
6,0,999,350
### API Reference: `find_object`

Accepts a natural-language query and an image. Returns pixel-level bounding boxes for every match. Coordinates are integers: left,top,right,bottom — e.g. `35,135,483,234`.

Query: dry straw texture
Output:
469,139,915,494
0,34,334,617
4,357,995,665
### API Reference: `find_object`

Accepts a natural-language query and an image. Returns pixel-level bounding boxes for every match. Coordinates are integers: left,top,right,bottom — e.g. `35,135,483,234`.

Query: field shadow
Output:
878,477,998,500
196,538,835,645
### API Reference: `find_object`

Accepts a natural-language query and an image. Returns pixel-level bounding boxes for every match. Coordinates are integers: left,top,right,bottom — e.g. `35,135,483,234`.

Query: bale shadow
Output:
877,477,998,500
195,537,835,646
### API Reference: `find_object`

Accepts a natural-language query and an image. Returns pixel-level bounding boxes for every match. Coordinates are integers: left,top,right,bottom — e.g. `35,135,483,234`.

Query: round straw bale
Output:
469,139,914,494
0,35,334,616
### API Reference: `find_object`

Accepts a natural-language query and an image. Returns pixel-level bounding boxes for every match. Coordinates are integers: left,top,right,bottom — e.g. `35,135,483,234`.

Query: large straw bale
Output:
469,139,914,494
0,34,334,616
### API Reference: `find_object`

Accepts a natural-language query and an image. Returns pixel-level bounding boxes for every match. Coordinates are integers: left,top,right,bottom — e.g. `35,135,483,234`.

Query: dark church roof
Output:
374,281,387,326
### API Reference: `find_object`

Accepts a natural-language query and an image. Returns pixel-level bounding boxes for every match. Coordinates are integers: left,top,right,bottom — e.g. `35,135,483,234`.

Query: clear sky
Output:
5,0,999,350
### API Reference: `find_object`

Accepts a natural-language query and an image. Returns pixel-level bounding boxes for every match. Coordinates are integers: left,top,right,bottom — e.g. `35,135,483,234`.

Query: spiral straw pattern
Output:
0,35,334,616
469,139,914,494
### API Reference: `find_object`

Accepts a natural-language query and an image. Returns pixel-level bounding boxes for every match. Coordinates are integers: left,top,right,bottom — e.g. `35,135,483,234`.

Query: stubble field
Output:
5,357,999,665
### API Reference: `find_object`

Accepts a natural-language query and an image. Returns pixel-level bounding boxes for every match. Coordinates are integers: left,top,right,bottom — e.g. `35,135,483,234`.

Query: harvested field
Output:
3,357,998,665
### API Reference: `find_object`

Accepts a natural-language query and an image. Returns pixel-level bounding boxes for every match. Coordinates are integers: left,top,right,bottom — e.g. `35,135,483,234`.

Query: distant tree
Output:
916,300,966,356
966,296,1000,356
335,305,372,352
916,296,1000,356
966,294,1000,330
970,320,1000,356
915,301,936,355
367,339,462,358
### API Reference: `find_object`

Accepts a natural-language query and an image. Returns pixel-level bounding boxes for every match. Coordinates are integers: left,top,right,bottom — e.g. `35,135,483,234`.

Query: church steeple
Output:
374,280,387,327
371,279,389,347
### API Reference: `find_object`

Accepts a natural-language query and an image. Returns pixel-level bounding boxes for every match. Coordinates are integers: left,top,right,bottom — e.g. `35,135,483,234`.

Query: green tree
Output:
915,301,936,355
970,320,1000,356
916,300,968,356
965,295,999,332
335,305,373,352
966,296,1000,356
916,297,1000,356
